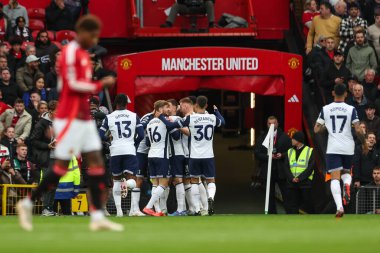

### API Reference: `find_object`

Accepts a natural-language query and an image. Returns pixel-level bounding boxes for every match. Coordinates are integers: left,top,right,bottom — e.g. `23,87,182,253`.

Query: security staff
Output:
284,132,315,214
53,156,81,215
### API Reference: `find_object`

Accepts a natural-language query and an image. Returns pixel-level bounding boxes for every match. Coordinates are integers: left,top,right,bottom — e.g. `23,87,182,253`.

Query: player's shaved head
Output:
180,97,193,105
196,96,208,109
114,93,128,109
333,83,347,97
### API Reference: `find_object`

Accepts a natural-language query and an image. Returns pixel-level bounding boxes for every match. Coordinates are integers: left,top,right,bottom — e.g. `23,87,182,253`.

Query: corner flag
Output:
262,124,275,214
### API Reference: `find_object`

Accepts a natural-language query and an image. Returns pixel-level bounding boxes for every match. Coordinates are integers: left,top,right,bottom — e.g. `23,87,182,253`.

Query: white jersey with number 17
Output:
316,102,359,155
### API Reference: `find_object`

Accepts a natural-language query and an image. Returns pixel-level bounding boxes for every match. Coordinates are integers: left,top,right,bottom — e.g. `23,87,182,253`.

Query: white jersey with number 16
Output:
316,102,359,155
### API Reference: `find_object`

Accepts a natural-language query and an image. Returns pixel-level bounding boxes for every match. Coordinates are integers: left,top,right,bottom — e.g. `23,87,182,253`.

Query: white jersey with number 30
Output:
316,102,359,155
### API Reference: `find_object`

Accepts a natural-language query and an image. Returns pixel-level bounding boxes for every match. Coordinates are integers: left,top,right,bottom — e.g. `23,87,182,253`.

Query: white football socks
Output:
341,173,352,186
131,188,141,213
184,184,194,211
175,183,185,212
159,187,170,213
199,183,209,210
191,183,201,212
207,182,216,200
91,210,105,222
147,186,165,210
331,179,343,211
112,180,122,215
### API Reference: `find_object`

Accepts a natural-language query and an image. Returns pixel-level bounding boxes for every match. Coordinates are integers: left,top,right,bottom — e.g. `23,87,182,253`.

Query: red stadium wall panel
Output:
117,47,302,131
23,0,289,39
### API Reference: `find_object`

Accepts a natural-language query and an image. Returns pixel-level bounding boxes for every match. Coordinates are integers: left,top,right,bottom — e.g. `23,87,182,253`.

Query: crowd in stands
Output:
0,1,116,214
303,0,380,207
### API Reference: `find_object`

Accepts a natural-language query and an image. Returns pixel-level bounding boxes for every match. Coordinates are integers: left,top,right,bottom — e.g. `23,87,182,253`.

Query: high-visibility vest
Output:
287,146,314,181
52,156,81,199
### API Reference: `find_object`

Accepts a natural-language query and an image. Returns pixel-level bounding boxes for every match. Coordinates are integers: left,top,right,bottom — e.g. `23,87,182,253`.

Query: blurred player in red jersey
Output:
16,15,123,232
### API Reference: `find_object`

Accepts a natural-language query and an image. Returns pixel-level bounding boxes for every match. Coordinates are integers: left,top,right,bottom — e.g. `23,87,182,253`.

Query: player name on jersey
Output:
162,57,259,72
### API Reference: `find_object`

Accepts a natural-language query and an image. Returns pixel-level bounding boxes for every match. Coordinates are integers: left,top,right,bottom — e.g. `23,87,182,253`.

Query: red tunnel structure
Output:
116,47,302,132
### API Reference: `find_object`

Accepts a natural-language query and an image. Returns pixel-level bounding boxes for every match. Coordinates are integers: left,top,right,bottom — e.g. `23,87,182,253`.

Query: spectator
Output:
44,63,59,101
306,2,341,54
307,35,327,77
353,132,380,187
161,0,215,28
347,83,369,120
346,31,378,81
0,153,26,185
88,44,108,60
25,45,36,57
365,166,380,214
322,50,351,103
29,100,57,216
363,103,380,142
0,68,22,106
46,0,75,31
0,98,32,143
11,16,32,42
343,25,366,60
361,0,380,26
313,37,336,77
254,116,292,214
37,101,48,117
333,0,347,19
23,89,41,127
347,74,359,95
0,126,17,159
284,132,315,214
0,3,10,42
16,55,43,92
338,2,367,54
0,89,11,114
363,69,378,102
22,74,47,107
0,42,9,57
302,0,320,37
7,36,26,74
35,30,59,74
12,143,34,184
0,55,8,71
367,10,380,63
54,156,80,215
65,0,89,22
3,0,28,28
360,121,367,136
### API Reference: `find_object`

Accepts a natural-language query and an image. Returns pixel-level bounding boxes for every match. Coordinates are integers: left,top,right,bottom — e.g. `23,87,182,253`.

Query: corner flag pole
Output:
263,124,275,215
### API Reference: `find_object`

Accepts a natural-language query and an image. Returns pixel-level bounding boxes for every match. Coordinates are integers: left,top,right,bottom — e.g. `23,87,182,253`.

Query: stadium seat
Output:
29,19,45,31
32,30,56,41
51,41,63,50
27,8,46,20
21,41,35,51
56,30,77,43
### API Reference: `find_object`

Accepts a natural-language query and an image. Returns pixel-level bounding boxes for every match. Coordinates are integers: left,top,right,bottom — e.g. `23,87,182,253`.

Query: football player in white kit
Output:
314,84,365,217
166,99,187,216
159,96,225,215
143,100,181,216
99,94,145,217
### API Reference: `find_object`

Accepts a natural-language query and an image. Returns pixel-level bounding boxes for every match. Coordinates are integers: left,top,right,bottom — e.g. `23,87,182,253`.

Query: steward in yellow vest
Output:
284,131,315,214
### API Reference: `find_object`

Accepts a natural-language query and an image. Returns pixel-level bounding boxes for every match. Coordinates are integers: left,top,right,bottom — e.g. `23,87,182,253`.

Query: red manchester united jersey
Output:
56,41,102,120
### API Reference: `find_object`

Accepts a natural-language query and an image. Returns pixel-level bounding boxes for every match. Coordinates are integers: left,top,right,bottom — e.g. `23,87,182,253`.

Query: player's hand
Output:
101,76,116,89
354,181,360,188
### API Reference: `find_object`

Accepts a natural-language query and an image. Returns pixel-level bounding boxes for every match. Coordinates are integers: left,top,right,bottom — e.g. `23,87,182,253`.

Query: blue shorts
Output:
170,155,186,178
110,155,138,176
325,154,353,172
137,152,148,178
148,158,170,179
188,158,216,179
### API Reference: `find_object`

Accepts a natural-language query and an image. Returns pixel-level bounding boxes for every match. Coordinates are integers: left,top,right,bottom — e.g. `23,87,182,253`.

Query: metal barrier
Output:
355,186,380,214
1,184,132,217
0,184,43,216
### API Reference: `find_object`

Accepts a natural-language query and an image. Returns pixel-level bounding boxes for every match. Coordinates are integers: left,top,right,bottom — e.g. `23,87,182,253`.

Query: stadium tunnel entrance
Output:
116,47,302,213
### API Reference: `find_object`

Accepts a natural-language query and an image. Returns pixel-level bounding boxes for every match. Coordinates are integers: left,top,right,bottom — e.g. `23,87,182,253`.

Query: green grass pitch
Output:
0,215,379,253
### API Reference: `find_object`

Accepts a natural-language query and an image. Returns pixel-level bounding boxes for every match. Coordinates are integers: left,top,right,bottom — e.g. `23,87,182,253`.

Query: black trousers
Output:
54,199,72,215
42,159,56,211
268,177,291,214
287,186,313,214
